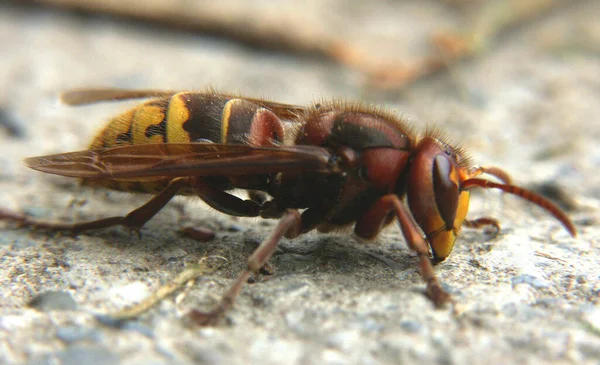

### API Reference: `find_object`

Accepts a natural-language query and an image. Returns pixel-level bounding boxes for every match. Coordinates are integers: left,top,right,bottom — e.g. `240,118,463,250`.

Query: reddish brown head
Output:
405,135,576,262
406,136,471,261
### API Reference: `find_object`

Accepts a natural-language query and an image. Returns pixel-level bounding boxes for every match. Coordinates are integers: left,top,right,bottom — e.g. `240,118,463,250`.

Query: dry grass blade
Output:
107,256,227,320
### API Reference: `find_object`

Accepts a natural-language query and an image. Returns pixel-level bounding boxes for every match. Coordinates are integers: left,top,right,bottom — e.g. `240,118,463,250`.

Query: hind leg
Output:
1,177,264,237
1,177,192,236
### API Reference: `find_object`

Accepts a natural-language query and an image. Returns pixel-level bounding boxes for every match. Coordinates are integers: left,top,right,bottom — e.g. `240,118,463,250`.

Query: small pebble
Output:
400,320,422,333
27,291,77,311
56,326,103,344
57,345,120,365
511,275,549,289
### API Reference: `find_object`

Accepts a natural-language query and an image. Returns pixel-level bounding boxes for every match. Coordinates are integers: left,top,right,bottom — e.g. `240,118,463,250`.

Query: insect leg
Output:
192,179,261,217
188,210,302,326
1,177,190,235
247,190,270,205
463,217,500,235
355,195,450,307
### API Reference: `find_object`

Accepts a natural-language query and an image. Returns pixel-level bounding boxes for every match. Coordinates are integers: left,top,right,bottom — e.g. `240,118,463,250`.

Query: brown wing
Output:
25,143,338,179
60,88,306,120
60,88,179,105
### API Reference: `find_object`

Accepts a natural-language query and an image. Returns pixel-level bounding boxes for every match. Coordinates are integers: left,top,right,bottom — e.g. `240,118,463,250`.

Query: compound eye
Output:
433,154,459,230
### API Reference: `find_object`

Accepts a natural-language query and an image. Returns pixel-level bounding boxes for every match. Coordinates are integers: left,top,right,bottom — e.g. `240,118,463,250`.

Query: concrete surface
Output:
0,2,599,365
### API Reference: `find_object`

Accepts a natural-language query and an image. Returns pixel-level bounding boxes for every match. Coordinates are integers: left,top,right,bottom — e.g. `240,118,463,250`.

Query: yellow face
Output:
428,190,470,261
405,137,472,262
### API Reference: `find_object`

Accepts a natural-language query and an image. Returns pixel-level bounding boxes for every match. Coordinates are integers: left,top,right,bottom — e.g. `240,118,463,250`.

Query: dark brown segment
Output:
301,107,413,150
330,112,399,148
181,93,231,143
223,99,261,144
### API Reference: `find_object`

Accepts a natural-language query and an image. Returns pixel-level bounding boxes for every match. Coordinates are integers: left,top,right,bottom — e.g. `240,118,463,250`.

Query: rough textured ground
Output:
1,2,599,365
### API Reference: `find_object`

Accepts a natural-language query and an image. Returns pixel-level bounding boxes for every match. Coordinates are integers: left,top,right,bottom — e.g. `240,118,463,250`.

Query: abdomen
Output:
85,92,281,194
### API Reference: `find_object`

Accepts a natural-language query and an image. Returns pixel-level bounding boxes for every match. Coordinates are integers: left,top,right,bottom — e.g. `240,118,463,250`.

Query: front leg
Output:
355,195,451,307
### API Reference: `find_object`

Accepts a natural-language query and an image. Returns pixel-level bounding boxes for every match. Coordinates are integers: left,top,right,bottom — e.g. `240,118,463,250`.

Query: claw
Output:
129,228,142,239
259,262,275,276
426,281,452,308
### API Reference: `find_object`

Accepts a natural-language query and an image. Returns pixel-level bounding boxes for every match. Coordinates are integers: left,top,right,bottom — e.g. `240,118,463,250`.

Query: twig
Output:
106,256,226,320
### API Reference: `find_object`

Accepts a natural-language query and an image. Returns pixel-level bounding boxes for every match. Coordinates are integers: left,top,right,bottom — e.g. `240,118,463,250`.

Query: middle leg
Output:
188,209,302,325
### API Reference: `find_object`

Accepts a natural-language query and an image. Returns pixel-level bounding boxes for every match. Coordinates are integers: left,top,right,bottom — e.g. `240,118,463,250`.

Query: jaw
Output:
429,229,457,263
427,190,470,261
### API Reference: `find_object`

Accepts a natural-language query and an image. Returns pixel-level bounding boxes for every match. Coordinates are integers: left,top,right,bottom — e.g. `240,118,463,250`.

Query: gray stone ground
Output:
1,2,599,365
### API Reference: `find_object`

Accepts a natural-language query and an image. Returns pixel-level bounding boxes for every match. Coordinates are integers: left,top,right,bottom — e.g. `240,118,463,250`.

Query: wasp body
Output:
1,89,576,325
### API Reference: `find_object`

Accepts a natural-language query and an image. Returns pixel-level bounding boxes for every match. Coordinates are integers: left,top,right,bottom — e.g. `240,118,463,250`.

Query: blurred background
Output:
2,1,598,184
1,1,599,365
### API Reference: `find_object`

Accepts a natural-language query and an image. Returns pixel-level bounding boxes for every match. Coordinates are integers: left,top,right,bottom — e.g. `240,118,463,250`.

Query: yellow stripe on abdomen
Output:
221,99,233,143
131,100,167,144
166,92,192,143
